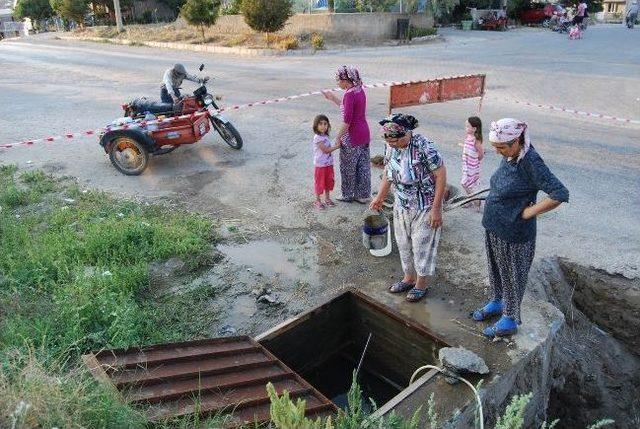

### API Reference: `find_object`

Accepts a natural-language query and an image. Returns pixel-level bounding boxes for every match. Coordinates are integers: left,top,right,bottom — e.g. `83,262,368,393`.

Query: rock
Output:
218,324,237,336
257,294,278,304
439,347,489,376
164,257,185,273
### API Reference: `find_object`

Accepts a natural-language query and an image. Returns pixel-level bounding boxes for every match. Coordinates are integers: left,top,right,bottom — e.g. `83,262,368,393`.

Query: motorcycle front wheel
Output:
211,117,243,150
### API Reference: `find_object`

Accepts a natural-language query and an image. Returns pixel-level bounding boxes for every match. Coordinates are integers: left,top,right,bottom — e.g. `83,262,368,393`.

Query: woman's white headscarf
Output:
489,118,531,162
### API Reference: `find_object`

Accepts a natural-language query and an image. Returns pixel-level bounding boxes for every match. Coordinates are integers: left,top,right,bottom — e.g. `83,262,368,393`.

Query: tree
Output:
241,0,293,36
180,0,221,42
51,0,88,26
14,0,54,30
14,0,53,30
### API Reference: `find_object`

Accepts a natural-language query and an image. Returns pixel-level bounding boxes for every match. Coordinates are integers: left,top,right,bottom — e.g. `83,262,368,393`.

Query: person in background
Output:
572,0,587,26
472,118,569,338
627,1,639,28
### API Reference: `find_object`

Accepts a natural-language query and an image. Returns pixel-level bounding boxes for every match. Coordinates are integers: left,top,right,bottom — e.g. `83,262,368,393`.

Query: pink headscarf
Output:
335,66,362,87
489,118,531,162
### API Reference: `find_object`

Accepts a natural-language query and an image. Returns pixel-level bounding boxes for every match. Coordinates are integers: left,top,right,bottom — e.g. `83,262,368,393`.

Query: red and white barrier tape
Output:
2,76,638,149
508,99,640,125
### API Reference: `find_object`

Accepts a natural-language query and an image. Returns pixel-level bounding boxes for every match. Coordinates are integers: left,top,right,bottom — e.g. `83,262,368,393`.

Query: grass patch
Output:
0,165,221,428
409,26,438,39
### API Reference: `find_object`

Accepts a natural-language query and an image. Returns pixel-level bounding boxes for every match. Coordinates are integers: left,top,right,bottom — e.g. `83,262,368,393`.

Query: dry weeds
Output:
76,24,306,50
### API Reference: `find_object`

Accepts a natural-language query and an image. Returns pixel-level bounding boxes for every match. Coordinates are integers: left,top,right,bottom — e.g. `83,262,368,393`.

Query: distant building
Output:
602,0,627,14
601,0,632,21
0,0,19,38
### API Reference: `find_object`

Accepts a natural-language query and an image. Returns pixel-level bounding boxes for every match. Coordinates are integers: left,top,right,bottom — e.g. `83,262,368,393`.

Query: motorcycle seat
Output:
129,97,176,115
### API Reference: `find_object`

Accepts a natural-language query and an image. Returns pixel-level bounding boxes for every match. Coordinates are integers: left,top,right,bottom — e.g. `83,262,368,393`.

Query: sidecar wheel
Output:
108,136,149,175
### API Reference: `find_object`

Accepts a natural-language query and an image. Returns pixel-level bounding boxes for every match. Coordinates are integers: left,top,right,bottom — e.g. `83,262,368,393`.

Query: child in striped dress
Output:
461,116,484,210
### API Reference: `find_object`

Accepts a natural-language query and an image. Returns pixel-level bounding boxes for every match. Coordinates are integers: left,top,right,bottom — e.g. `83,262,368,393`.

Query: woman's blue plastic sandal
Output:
389,281,415,293
406,287,428,302
472,300,504,321
483,316,518,338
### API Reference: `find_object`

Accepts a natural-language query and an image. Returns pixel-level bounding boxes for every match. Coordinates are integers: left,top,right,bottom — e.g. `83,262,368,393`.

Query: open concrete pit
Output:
137,212,640,428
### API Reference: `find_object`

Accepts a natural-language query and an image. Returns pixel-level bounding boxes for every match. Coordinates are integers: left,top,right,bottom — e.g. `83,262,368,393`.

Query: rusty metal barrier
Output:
388,74,486,114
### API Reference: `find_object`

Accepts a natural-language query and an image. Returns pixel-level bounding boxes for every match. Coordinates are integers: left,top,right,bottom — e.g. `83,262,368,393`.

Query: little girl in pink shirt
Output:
312,115,340,210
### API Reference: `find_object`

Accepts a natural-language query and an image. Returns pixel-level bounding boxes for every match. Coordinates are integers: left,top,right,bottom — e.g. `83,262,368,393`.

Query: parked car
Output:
520,3,566,26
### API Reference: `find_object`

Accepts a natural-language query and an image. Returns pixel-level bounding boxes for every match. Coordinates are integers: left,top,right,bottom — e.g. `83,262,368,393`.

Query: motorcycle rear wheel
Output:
211,117,243,150
108,136,149,175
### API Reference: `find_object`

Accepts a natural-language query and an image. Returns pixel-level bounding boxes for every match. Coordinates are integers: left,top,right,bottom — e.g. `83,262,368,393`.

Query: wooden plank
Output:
82,353,114,385
371,369,439,419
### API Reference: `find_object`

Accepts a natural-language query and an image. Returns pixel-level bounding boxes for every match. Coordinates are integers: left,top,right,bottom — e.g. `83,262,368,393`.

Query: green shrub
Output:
409,26,437,39
275,34,298,50
241,0,293,34
311,32,324,50
141,10,153,23
54,0,89,26
180,0,221,41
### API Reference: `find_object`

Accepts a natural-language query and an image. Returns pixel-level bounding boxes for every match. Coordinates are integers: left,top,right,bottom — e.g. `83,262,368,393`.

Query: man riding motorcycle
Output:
161,63,209,104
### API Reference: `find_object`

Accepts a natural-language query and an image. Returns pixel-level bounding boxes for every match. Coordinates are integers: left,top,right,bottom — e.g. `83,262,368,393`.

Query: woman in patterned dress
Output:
370,114,447,302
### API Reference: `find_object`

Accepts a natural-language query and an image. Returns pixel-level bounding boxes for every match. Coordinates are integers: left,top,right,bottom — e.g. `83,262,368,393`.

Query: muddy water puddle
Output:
218,239,319,285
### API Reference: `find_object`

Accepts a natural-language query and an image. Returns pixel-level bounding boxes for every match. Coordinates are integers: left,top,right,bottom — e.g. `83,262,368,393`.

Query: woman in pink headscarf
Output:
472,118,569,338
323,66,371,203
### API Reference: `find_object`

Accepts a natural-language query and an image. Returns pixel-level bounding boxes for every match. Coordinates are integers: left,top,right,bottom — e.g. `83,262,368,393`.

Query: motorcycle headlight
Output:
203,94,214,105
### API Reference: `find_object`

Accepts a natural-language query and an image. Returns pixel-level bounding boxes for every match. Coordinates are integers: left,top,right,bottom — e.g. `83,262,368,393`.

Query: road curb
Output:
56,35,319,57
55,34,443,56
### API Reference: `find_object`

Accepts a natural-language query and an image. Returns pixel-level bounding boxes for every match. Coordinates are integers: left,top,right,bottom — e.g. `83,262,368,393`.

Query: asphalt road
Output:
1,24,639,277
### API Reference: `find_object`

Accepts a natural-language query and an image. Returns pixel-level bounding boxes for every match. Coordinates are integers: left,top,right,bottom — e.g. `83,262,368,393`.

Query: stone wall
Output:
210,12,434,40
132,0,177,21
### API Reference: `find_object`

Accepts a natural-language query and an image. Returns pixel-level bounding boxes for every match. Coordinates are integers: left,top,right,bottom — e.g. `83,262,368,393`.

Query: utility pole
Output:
113,0,124,32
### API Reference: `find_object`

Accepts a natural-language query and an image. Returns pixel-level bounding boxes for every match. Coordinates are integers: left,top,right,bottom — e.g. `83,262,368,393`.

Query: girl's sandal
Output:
325,199,336,207
313,201,326,210
406,287,428,302
389,281,415,293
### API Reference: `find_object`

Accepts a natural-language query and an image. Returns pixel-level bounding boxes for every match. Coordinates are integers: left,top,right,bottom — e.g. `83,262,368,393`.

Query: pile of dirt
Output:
538,259,640,428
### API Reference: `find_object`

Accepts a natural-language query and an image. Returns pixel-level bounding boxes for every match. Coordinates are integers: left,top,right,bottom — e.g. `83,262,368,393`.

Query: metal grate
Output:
82,336,337,426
